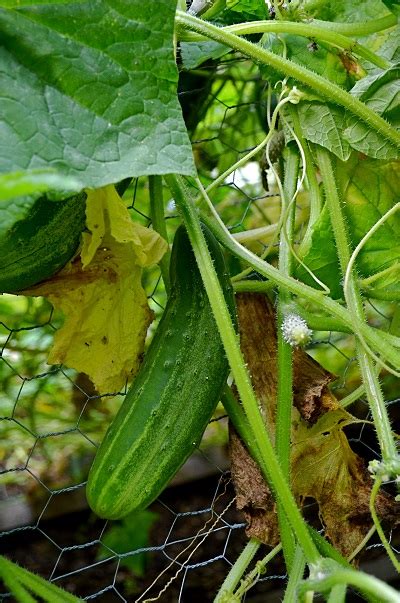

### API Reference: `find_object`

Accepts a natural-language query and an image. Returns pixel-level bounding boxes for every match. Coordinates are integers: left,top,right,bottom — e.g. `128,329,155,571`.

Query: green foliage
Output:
0,1,194,186
97,510,158,576
301,0,392,22
344,65,400,159
261,33,351,88
284,102,351,161
226,0,267,20
0,555,82,602
1,1,400,601
297,152,400,298
295,203,341,298
180,40,229,70
0,169,81,201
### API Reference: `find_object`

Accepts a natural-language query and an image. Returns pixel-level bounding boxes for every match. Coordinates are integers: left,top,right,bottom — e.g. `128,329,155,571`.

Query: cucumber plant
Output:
1,0,400,601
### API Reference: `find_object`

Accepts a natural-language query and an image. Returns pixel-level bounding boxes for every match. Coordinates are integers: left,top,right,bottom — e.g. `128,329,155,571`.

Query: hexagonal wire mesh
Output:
1,55,400,602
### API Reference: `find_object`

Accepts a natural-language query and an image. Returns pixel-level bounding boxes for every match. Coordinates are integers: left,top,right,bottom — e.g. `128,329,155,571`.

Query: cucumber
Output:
86,223,236,519
0,192,86,293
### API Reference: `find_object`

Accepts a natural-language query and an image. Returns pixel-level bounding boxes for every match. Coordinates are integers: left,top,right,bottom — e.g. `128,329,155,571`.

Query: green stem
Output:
232,223,278,244
362,287,400,301
282,544,306,603
308,15,398,36
370,479,400,573
214,539,260,602
0,559,35,603
166,174,320,565
299,566,400,603
327,584,347,603
233,543,283,600
295,307,352,334
360,262,400,288
288,107,322,257
339,384,365,408
200,214,400,369
0,556,82,603
357,348,397,463
149,175,171,294
276,146,299,569
179,20,389,69
233,280,352,332
233,280,276,294
176,12,400,151
316,147,398,465
347,525,376,563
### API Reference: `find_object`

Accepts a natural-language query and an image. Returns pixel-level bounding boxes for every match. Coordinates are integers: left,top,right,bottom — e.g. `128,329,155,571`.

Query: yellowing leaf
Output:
25,185,168,394
82,186,167,268
292,407,374,558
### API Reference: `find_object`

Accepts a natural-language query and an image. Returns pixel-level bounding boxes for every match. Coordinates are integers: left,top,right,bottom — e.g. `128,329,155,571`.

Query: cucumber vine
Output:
170,3,400,601
2,1,399,601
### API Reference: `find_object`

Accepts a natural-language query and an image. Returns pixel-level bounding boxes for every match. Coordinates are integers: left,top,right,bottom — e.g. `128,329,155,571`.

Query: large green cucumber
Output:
86,223,236,519
0,192,86,293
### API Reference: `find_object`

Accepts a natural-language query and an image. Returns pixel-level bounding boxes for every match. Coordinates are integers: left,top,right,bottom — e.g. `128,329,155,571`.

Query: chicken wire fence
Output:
1,58,400,601
1,264,400,602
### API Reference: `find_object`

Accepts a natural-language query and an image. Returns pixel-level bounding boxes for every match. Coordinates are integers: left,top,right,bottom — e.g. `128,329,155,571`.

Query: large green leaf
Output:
301,0,392,22
285,102,351,161
295,204,341,299
285,66,399,161
344,65,400,159
0,1,195,187
261,33,351,88
296,154,400,298
226,0,267,20
340,156,400,282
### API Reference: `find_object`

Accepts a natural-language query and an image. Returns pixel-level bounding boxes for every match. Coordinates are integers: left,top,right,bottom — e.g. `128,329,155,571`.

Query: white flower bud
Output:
281,314,312,347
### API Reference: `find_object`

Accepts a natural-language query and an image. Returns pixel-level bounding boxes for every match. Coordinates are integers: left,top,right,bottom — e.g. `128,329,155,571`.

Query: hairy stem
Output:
316,147,398,466
287,107,322,258
200,214,400,368
213,539,260,602
179,20,389,69
369,478,400,573
308,15,398,36
166,173,320,565
149,175,171,294
299,565,400,603
176,12,400,151
282,545,306,603
233,543,283,600
276,145,300,569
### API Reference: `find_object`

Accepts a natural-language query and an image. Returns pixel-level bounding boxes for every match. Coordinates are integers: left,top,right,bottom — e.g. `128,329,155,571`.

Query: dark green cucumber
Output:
0,192,86,293
86,223,236,519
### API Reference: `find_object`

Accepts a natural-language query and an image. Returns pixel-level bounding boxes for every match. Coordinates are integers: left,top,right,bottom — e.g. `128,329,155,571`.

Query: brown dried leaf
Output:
229,293,400,556
229,423,279,545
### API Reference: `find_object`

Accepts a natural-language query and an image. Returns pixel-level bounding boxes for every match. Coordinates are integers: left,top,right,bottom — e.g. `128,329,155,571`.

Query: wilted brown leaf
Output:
229,293,400,557
229,423,280,545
